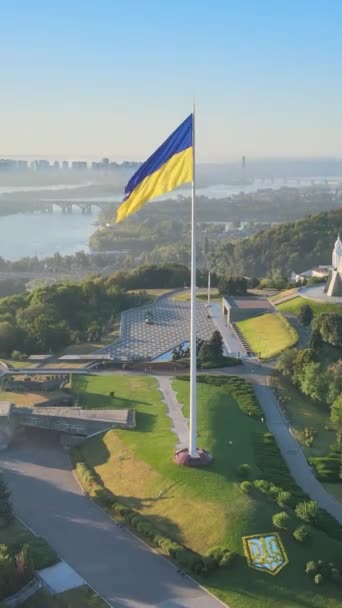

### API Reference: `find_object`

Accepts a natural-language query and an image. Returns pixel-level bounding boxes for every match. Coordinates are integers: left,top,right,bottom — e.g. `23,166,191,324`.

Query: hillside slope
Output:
210,208,342,277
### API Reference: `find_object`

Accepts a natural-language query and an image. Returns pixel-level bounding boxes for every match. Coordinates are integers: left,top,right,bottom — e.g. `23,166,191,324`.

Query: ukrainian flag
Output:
116,114,193,223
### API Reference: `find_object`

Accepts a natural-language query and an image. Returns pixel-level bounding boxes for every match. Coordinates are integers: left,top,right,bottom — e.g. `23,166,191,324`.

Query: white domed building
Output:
326,235,342,297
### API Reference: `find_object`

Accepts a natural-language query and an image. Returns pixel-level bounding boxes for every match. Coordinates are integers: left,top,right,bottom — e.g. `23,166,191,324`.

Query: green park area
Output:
71,374,342,608
236,313,298,359
277,296,342,317
272,376,333,458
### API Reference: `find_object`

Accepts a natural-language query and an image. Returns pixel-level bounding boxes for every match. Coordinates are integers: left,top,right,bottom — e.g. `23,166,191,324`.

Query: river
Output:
0,178,338,261
0,208,96,260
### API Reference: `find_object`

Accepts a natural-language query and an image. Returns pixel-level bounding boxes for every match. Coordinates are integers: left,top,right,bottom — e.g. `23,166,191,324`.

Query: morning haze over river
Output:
1,171,340,260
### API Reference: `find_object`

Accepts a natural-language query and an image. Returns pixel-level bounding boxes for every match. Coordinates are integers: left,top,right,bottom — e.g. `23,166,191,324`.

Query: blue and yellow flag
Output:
116,114,193,223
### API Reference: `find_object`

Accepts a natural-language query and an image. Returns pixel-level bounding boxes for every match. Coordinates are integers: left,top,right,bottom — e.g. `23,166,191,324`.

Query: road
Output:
1,431,224,608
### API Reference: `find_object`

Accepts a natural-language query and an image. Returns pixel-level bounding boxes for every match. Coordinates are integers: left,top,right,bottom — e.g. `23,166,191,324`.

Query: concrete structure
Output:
221,295,273,324
0,402,134,449
100,295,215,362
326,234,342,297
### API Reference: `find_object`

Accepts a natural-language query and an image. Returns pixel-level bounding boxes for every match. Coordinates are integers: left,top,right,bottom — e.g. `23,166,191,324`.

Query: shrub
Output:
293,525,311,543
240,481,253,494
314,573,324,585
254,479,271,494
305,560,318,576
93,487,115,508
205,546,237,570
277,491,295,508
295,500,319,523
237,464,251,480
29,537,58,570
219,551,238,569
330,568,342,585
272,512,291,530
254,433,304,498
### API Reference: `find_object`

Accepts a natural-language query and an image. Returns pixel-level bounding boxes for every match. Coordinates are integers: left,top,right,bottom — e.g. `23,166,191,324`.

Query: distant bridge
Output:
46,201,116,214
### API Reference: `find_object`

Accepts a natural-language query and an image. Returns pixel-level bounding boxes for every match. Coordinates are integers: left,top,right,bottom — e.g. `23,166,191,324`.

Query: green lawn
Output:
20,586,108,607
236,313,298,359
0,359,33,369
73,374,342,608
172,288,220,302
277,296,342,317
272,376,334,457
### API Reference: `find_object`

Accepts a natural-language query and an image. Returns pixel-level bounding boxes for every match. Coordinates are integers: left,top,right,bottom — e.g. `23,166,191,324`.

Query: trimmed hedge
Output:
195,375,262,419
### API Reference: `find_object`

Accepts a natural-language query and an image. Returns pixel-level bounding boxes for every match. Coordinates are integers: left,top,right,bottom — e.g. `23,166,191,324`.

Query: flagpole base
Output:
173,448,213,467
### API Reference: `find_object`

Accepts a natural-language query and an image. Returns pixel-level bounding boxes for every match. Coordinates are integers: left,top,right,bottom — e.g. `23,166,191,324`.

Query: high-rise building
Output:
71,161,87,170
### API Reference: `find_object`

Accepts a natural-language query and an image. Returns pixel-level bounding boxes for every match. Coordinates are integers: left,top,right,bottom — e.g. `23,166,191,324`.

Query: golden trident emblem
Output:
242,533,288,575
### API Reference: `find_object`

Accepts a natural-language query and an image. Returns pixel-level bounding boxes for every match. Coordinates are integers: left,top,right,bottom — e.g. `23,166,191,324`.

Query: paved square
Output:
100,297,216,361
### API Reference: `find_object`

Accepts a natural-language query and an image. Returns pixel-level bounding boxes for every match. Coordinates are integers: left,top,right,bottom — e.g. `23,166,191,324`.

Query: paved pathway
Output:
243,363,342,524
209,304,246,358
158,376,188,449
1,431,224,608
99,296,215,361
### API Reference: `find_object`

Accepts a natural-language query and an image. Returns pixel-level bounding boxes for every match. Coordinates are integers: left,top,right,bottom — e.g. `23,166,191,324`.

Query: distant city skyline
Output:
2,1,342,160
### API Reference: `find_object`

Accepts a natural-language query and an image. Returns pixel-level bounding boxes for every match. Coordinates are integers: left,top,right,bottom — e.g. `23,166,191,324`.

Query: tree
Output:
298,304,313,327
327,360,342,405
217,276,248,296
0,476,12,523
331,395,342,444
199,341,211,364
309,329,322,351
208,330,224,360
299,362,329,403
276,348,298,377
291,348,316,385
313,313,342,347
0,322,20,357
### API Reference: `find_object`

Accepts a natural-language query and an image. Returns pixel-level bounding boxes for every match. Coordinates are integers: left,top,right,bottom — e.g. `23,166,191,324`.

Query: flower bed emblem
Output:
242,532,288,575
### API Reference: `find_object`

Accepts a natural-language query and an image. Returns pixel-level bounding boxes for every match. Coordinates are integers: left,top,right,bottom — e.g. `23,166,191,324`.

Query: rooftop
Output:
223,296,273,311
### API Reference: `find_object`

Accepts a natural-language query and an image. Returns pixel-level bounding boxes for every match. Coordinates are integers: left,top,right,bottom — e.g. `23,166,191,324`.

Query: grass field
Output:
0,389,50,406
172,288,220,302
277,296,342,317
73,374,342,608
21,586,108,607
0,359,35,369
128,288,172,297
272,376,334,457
236,313,298,359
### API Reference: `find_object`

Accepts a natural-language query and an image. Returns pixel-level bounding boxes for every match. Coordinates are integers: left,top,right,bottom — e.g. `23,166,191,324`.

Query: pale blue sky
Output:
1,0,342,160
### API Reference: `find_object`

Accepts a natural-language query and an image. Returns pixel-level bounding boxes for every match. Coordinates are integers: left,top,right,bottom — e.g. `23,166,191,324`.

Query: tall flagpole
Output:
189,105,197,458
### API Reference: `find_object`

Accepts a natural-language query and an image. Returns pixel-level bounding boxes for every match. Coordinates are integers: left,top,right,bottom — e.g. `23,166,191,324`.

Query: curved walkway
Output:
243,363,342,524
1,431,224,608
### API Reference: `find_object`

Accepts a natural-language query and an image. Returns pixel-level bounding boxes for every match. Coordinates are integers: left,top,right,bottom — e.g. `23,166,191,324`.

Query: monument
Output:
326,235,342,297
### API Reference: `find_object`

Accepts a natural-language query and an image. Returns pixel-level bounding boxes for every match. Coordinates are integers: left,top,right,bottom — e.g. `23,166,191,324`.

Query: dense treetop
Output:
209,208,342,278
